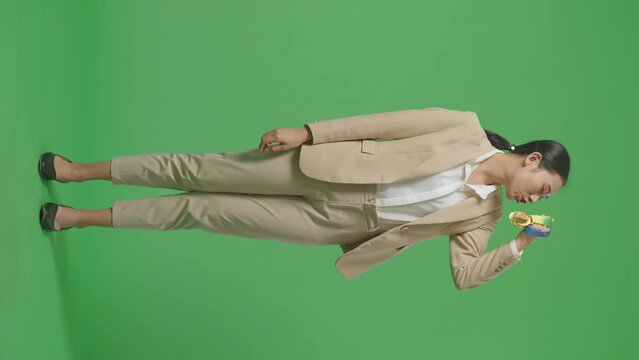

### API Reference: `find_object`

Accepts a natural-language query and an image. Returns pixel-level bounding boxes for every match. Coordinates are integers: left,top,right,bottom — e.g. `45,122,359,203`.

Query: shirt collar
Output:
464,148,504,199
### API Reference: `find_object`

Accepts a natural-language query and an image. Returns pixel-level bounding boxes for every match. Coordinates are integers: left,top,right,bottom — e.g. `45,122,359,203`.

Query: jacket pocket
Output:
361,139,377,154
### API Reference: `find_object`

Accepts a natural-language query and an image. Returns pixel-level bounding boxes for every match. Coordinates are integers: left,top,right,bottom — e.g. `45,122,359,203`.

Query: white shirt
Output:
374,148,523,258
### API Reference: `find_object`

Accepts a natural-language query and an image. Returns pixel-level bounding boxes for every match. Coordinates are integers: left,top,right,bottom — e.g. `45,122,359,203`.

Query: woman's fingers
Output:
531,223,549,231
266,144,287,152
260,141,284,152
259,130,272,151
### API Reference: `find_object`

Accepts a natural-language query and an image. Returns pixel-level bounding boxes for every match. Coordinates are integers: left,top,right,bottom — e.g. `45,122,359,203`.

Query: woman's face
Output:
505,152,563,204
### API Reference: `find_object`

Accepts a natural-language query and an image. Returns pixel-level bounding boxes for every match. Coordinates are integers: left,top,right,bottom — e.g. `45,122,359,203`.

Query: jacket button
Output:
400,226,409,233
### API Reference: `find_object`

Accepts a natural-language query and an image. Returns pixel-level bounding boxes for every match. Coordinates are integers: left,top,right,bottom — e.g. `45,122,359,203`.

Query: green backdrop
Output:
2,0,636,359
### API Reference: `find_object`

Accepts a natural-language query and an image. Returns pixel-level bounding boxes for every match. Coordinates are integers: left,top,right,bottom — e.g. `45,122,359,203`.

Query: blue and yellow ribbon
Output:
509,211,555,237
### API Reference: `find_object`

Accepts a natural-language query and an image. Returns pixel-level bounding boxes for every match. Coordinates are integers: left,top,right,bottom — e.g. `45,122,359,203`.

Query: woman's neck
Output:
468,153,517,186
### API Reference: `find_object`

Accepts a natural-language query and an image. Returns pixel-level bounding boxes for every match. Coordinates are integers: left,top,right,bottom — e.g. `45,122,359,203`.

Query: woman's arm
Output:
515,235,534,253
304,107,477,145
449,219,525,291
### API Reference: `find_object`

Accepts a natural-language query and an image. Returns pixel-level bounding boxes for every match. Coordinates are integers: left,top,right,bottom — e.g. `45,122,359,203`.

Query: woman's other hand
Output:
518,223,551,242
258,127,312,152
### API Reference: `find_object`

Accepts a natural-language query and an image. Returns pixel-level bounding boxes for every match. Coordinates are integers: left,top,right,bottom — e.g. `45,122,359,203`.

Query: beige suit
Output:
301,107,520,290
110,107,520,291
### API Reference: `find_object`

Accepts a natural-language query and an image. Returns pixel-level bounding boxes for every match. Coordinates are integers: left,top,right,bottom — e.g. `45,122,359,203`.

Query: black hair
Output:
483,129,570,187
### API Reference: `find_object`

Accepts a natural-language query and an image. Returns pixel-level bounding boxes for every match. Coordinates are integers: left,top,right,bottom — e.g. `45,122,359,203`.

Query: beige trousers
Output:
110,147,385,246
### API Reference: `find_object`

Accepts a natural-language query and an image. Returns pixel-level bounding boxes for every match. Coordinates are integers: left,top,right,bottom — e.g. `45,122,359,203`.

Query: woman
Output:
38,107,570,290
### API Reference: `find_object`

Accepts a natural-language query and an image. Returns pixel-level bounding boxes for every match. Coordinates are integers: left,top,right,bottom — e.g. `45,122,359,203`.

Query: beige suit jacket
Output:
300,107,522,291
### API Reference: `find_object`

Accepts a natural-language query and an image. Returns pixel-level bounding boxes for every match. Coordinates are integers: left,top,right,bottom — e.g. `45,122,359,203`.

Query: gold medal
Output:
509,211,555,228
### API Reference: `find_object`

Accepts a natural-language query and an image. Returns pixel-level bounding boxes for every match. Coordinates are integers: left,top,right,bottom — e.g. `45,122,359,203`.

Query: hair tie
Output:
510,144,516,151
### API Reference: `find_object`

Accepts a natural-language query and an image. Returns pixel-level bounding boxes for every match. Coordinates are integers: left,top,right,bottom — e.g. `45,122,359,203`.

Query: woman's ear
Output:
526,152,543,167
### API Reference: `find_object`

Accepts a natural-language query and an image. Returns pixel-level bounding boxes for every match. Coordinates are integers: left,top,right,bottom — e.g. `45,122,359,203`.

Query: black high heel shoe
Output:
38,152,73,183
39,202,75,232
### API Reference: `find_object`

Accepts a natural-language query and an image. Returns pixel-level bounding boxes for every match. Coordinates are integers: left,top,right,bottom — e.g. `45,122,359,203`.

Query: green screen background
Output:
2,0,636,359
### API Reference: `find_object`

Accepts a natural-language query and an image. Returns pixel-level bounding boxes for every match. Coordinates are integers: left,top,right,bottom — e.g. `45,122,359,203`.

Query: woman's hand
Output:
514,214,552,252
518,223,551,242
258,127,311,152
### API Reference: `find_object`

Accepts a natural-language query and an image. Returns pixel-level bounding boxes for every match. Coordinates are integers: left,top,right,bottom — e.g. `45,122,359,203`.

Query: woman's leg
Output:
77,161,111,181
109,148,309,196
99,191,376,246
62,148,370,204
53,156,111,182
53,206,113,230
